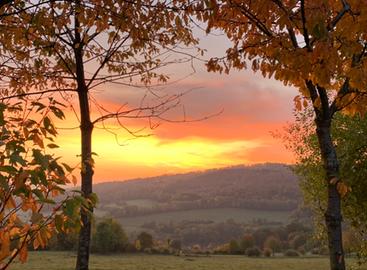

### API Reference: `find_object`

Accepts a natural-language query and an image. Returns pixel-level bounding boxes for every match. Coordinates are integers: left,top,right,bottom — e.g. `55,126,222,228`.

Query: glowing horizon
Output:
47,33,297,184
51,71,296,183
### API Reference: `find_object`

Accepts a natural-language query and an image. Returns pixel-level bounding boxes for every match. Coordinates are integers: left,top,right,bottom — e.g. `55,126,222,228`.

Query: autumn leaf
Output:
330,177,338,185
294,95,302,111
0,232,10,261
32,133,44,148
337,181,350,198
18,246,28,263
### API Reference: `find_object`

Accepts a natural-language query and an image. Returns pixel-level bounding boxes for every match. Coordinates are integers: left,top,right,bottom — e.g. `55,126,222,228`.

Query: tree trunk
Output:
315,118,345,270
74,3,94,270
75,88,93,270
308,81,345,270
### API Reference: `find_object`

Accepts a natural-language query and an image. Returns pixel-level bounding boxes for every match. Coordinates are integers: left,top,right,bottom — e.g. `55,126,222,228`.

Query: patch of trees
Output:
139,219,314,251
47,217,361,258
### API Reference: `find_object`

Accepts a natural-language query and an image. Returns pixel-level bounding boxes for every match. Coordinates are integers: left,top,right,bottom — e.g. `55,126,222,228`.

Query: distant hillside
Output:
94,163,301,219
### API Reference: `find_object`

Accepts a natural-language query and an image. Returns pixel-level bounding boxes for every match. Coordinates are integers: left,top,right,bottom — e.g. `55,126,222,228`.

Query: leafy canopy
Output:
192,0,367,113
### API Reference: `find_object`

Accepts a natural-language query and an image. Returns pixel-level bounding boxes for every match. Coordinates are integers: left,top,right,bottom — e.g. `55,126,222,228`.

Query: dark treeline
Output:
45,218,360,257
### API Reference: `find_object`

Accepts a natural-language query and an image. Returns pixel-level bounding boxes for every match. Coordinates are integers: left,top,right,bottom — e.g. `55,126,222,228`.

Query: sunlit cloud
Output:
46,32,297,183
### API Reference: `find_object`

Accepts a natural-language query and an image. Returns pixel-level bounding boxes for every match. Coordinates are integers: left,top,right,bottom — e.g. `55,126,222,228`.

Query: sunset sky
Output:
52,31,297,183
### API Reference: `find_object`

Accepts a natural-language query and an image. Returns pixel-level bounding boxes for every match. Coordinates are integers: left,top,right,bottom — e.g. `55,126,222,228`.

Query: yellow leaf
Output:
18,246,28,263
5,196,16,209
51,189,60,197
302,98,308,108
0,232,10,261
9,227,20,237
313,96,321,109
337,182,349,198
33,237,40,250
294,95,302,111
15,171,29,190
72,175,77,186
36,231,45,248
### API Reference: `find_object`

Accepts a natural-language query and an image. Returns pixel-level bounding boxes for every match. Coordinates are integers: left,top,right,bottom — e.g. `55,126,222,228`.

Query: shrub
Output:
245,247,262,257
284,249,300,257
297,246,306,255
263,248,272,257
125,243,138,253
240,234,255,252
229,240,241,254
137,232,154,250
92,218,128,254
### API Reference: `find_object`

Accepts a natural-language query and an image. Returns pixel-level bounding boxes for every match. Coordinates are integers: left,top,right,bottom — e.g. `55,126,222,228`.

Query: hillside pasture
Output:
116,208,292,233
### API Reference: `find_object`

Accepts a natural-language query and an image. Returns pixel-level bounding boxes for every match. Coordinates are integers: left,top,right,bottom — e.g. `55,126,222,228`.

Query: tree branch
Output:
300,0,311,51
0,88,77,101
229,0,273,37
327,0,350,32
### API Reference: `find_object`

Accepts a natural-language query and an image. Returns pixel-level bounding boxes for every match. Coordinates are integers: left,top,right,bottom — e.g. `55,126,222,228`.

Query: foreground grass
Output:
10,251,367,270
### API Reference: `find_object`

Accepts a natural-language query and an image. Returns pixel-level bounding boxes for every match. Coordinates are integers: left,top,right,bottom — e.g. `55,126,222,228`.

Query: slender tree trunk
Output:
74,3,94,270
307,81,345,270
315,118,345,270
75,88,93,270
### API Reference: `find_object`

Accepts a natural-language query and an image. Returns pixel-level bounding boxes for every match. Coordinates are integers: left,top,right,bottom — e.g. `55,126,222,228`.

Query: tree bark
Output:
74,3,94,270
307,81,345,270
315,118,345,270
75,88,93,270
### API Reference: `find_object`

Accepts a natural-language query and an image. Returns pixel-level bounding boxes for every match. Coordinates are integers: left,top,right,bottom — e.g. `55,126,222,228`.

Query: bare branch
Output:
0,88,77,101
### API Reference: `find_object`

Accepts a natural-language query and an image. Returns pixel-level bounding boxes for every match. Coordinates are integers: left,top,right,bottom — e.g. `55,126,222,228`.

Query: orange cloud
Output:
47,63,297,183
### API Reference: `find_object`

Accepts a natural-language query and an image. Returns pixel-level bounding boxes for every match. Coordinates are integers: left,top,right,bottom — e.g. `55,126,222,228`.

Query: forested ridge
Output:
94,163,301,217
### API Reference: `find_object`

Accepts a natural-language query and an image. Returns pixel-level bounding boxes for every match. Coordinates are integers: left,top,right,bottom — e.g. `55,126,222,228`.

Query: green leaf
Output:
43,116,51,130
55,214,63,232
39,198,56,204
0,102,6,126
0,166,17,173
32,149,49,169
31,102,46,112
0,175,9,189
62,163,74,173
50,106,65,119
312,22,327,40
9,152,27,166
47,143,59,149
88,192,99,205
32,189,45,200
64,199,78,217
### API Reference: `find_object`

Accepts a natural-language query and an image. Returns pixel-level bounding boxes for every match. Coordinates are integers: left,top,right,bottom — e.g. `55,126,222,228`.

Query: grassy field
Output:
10,252,367,270
116,208,292,232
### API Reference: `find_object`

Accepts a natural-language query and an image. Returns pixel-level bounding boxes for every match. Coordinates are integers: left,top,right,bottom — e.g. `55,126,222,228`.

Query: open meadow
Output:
116,208,292,233
10,252,367,270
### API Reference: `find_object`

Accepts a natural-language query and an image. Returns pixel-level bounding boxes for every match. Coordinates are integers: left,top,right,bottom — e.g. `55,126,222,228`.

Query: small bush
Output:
297,246,306,255
284,249,300,257
125,243,138,253
319,246,329,255
263,248,272,257
245,247,262,257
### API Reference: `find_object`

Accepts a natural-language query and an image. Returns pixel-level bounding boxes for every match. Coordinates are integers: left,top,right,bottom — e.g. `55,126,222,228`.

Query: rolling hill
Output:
93,163,303,233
